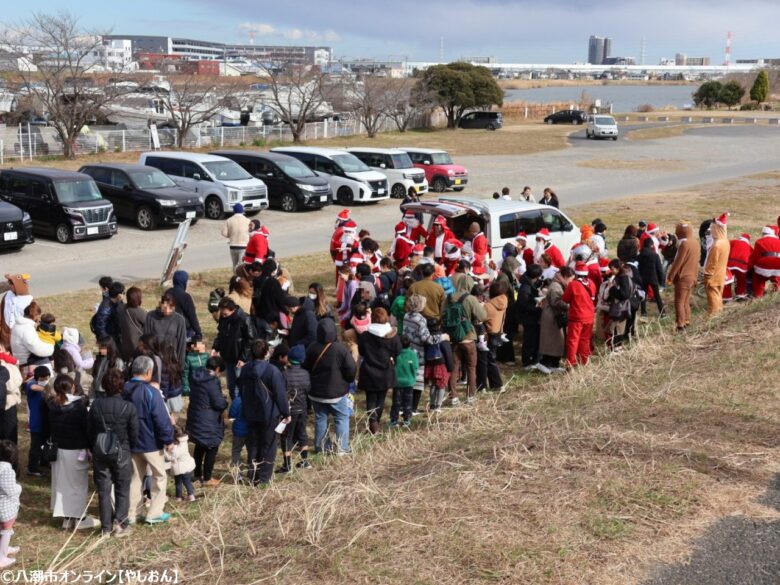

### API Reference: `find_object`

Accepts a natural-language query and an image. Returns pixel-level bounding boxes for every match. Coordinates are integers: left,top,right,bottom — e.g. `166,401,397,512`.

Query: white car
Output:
586,115,619,140
346,147,428,199
400,196,580,258
271,146,389,205
139,151,269,219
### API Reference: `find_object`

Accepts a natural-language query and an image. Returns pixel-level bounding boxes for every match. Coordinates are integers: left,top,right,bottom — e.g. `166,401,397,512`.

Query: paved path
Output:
3,124,780,297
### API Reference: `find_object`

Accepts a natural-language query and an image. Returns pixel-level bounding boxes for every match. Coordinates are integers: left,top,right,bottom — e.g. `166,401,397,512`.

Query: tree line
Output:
693,70,773,110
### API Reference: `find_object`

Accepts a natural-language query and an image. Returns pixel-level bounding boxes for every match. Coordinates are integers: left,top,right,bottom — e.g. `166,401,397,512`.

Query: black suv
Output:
0,200,34,252
458,111,503,130
211,150,332,213
0,168,117,244
544,110,588,125
79,163,204,230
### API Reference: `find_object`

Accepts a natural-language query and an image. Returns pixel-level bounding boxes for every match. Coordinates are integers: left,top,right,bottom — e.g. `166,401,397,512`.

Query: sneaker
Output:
523,364,538,372
0,557,15,569
61,518,74,531
402,420,412,428
145,513,171,525
388,420,398,428
477,341,489,352
26,469,43,478
466,397,477,405
187,495,197,502
174,497,184,502
74,516,101,531
295,460,312,470
450,397,461,407
504,361,516,366
6,547,19,556
275,466,292,474
550,367,567,374
536,364,552,375
499,334,510,343
411,410,421,417
203,478,221,487
113,525,133,539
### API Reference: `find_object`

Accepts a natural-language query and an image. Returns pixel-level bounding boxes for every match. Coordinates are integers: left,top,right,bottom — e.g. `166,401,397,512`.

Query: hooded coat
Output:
166,271,202,341
213,307,257,364
539,273,569,357
444,274,487,342
288,301,318,348
238,359,288,424
122,378,174,453
703,223,729,287
144,309,187,364
357,323,402,392
667,223,699,285
186,368,228,448
10,315,54,365
483,295,508,335
303,319,356,402
117,302,147,363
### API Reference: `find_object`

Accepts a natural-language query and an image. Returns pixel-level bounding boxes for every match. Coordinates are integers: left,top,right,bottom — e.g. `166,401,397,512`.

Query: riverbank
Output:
499,79,696,90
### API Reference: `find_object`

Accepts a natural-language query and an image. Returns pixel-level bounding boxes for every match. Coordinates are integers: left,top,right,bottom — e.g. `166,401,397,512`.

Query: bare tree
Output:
342,77,398,138
5,12,128,158
386,78,434,132
258,64,329,143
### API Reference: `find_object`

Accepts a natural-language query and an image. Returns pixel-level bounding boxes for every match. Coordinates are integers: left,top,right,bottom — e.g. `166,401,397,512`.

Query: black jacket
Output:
213,308,257,364
638,248,664,287
288,303,318,348
303,319,356,401
185,368,228,448
166,270,202,341
284,364,310,415
617,237,640,263
238,359,289,423
252,275,287,322
94,295,119,341
357,326,402,392
87,394,139,452
47,396,90,450
516,275,541,327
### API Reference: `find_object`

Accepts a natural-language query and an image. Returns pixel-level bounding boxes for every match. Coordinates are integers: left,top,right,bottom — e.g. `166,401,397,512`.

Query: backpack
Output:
442,294,474,344
93,401,127,464
207,288,225,313
89,312,98,335
425,342,443,363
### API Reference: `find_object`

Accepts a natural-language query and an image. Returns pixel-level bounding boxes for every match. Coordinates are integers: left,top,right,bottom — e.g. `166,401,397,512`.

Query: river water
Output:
504,85,696,113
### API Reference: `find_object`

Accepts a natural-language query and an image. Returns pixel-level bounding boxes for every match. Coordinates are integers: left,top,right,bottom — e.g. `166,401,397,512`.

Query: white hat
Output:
62,327,79,346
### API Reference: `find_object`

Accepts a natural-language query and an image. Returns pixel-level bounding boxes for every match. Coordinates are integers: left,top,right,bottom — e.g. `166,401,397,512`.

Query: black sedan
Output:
0,200,34,251
79,164,204,230
544,110,588,125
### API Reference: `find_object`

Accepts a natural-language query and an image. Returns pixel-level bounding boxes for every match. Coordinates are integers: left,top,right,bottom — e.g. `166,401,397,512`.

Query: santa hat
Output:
433,216,447,228
258,226,270,237
599,257,611,273
762,225,775,236
515,232,528,242
349,253,364,265
394,222,407,235
536,228,551,240
337,209,350,222
342,220,357,233
715,213,729,227
412,244,425,255
403,212,419,226
647,223,659,234
739,233,751,243
574,262,589,277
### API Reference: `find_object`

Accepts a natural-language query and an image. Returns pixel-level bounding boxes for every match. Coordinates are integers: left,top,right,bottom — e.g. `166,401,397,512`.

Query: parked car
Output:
345,147,428,199
0,168,117,244
0,200,34,252
586,115,619,140
210,150,331,213
400,197,579,257
79,163,204,230
400,148,468,193
544,110,588,125
271,146,389,206
458,111,503,130
139,151,268,220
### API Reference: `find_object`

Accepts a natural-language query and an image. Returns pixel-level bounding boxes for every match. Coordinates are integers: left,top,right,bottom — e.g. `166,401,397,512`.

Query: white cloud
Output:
238,22,341,43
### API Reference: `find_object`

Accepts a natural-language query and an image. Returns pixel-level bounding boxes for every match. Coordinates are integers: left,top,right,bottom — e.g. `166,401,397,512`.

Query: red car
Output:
401,148,468,193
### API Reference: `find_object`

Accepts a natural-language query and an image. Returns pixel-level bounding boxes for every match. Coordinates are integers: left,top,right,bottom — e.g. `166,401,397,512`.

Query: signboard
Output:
160,219,191,285
150,123,161,150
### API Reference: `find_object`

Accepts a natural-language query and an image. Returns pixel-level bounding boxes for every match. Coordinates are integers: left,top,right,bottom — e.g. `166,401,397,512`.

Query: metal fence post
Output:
122,130,126,152
220,127,224,147
1,139,3,165
27,124,33,160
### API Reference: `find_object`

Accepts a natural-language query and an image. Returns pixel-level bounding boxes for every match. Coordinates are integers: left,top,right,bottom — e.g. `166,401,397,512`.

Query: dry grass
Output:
576,159,693,172
625,125,703,141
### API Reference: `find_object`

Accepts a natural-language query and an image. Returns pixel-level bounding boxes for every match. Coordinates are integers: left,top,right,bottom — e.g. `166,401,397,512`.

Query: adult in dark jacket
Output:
165,271,202,342
303,319,356,454
87,368,139,536
116,287,147,363
357,308,401,433
93,281,124,345
251,260,287,326
638,238,665,317
287,296,317,348
607,263,635,349
238,340,290,485
185,358,228,485
144,292,187,366
496,256,520,364
516,266,543,368
213,297,257,399
122,356,175,525
278,345,311,473
617,225,640,263
623,260,644,339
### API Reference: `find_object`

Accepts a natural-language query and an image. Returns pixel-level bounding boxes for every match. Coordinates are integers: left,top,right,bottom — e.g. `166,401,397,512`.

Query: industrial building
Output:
588,35,612,65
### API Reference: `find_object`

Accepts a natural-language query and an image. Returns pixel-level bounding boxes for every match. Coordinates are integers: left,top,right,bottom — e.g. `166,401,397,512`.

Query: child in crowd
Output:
60,327,94,376
0,441,20,568
166,426,196,502
270,343,289,373
350,302,371,334
36,313,61,351
277,345,311,473
228,395,249,471
24,366,50,477
182,340,209,397
390,337,419,428
425,321,453,413
433,264,455,296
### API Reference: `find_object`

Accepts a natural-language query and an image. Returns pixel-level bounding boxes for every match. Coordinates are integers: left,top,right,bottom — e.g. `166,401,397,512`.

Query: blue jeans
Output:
312,395,351,454
175,472,195,498
226,363,241,400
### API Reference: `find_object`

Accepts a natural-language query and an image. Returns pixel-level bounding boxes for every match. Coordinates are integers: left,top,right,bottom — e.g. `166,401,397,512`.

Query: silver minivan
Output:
139,151,268,219
586,115,619,140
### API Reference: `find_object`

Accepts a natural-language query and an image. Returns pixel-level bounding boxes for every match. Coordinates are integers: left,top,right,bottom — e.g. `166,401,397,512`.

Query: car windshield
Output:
202,161,252,181
54,179,103,203
595,116,616,125
332,153,371,173
431,152,453,165
129,169,177,189
279,159,316,179
390,153,414,169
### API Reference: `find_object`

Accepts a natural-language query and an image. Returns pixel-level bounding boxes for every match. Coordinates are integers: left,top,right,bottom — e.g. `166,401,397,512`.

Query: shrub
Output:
252,138,266,147
636,104,655,113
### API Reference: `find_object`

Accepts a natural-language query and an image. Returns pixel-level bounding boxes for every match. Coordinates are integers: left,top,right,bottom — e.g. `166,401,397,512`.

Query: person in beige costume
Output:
666,222,699,330
703,213,730,317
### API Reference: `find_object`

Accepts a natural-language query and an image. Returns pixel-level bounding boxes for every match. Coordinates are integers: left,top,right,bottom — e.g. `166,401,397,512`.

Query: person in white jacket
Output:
220,204,251,269
10,302,52,368
0,441,21,568
60,328,94,374
165,428,196,502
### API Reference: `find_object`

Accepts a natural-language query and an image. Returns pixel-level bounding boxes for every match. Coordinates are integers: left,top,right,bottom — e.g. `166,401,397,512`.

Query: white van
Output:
586,115,619,140
401,197,580,257
271,146,389,205
139,151,269,219
345,147,428,199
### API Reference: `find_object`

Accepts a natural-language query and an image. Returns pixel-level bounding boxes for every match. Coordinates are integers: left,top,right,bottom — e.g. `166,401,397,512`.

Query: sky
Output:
5,0,780,64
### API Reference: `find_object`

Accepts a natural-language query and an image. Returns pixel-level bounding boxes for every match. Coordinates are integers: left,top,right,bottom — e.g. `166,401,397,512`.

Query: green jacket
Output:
394,348,419,389
390,295,407,336
183,351,209,396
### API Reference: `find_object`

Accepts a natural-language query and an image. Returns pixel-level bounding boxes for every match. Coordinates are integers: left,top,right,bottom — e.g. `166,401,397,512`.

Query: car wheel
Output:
280,193,299,213
55,223,72,244
390,183,407,199
190,219,199,226
546,119,554,125
486,123,496,131
136,206,157,230
613,136,619,141
573,119,581,125
432,177,448,193
337,186,354,205
453,187,465,192
205,196,224,220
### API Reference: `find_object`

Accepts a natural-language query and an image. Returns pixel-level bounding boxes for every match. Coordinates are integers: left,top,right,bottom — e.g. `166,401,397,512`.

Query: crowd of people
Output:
0,197,777,556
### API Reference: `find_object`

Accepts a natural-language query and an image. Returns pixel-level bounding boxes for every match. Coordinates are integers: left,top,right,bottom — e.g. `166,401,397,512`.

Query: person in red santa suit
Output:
463,222,489,275
334,220,359,269
514,232,535,268
391,223,415,270
443,240,463,275
751,225,780,297
402,211,427,243
425,216,456,261
533,229,565,268
724,233,753,301
243,221,269,265
639,223,661,251
330,209,352,261
561,261,596,367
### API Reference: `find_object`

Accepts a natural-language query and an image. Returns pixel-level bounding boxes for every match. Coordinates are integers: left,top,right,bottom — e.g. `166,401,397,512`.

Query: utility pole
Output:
640,37,646,66
439,36,445,63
